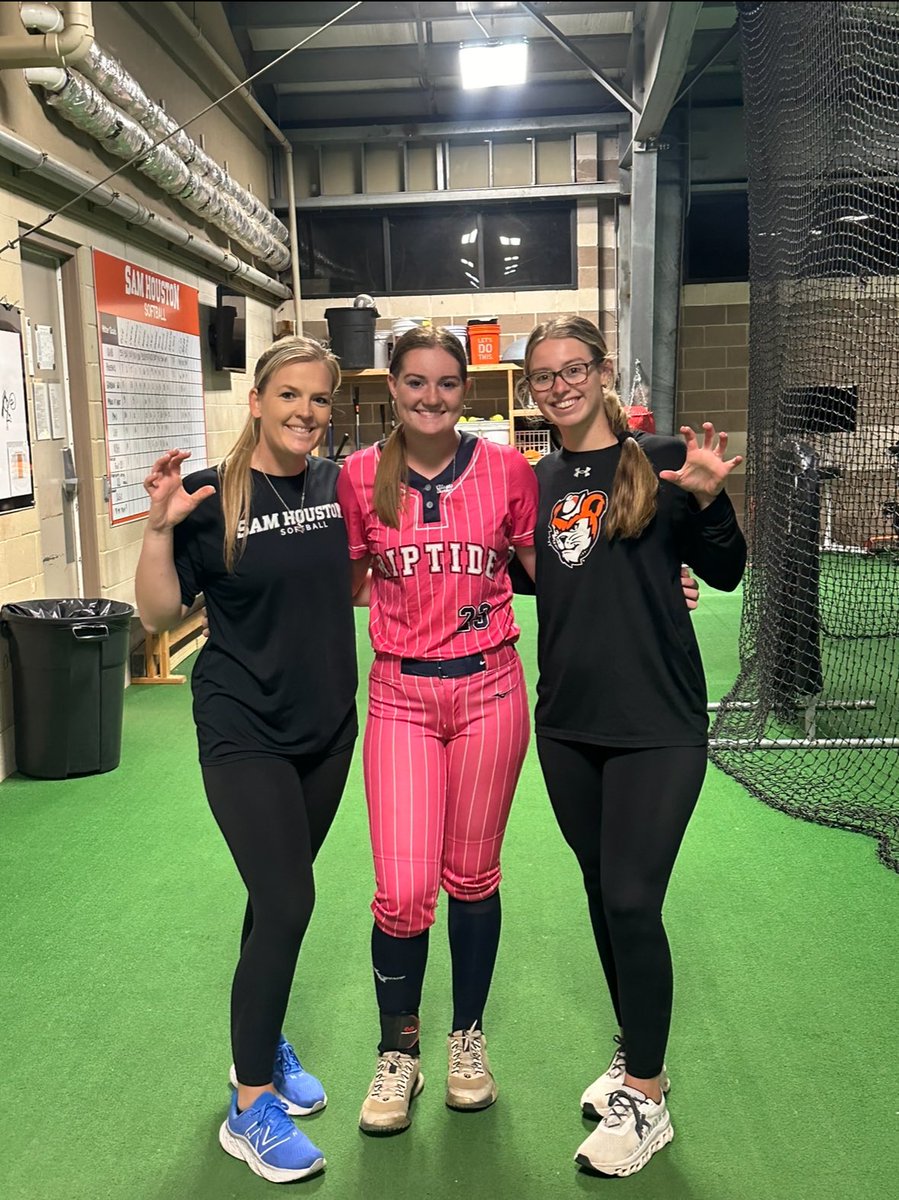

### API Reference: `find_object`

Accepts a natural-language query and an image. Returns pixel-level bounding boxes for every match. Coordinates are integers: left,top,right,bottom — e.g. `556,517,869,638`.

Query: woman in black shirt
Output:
135,336,356,1184
522,316,746,1179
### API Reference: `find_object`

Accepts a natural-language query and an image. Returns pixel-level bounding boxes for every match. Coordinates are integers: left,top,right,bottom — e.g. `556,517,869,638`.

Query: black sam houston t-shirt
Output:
173,457,358,764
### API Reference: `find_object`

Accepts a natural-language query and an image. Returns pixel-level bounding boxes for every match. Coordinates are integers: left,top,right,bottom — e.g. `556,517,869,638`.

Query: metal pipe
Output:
0,125,290,300
711,739,899,749
0,0,93,67
708,700,877,711
159,0,303,318
283,147,303,332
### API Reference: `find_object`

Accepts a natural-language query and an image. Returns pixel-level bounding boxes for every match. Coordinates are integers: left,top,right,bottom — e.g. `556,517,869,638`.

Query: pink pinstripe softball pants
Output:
363,643,530,937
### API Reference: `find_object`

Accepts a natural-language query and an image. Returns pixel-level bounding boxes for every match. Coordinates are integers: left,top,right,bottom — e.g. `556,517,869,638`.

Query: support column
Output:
626,140,658,404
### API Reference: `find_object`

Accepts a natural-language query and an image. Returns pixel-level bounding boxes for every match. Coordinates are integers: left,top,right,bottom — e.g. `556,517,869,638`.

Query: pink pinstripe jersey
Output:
338,437,538,659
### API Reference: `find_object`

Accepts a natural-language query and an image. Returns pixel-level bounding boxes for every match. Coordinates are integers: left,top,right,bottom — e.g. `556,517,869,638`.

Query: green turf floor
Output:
1,591,897,1200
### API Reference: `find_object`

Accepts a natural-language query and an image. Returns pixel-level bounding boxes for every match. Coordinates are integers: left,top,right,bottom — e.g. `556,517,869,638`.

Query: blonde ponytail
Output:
605,430,659,540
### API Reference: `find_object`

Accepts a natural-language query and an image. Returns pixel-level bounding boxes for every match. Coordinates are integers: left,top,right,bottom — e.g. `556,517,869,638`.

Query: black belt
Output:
401,652,487,678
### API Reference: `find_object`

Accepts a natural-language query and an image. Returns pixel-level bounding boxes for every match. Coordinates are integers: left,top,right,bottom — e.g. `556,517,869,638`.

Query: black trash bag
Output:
1,598,133,622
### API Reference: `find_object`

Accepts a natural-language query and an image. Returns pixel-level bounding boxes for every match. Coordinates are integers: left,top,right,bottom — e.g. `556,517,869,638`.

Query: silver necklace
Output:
261,465,308,528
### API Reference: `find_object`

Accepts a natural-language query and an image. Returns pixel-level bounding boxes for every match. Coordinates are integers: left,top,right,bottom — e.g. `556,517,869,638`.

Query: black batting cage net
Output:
710,1,899,871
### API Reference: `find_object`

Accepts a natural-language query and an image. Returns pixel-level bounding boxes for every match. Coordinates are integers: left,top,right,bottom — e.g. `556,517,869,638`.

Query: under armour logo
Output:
574,467,591,478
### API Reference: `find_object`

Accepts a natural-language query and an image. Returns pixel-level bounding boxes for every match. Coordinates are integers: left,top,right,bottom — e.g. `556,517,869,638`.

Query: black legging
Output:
202,743,354,1085
536,737,707,1080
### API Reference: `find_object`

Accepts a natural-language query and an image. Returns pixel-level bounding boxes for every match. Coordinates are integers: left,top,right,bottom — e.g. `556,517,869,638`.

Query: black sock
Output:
371,924,429,1055
378,1012,421,1056
448,892,501,1033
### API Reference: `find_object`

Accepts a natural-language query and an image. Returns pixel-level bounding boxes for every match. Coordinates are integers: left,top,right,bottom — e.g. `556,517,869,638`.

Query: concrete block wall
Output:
677,282,750,523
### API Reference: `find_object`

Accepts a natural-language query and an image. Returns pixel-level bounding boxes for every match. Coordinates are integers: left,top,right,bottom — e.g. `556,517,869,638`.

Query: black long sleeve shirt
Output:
532,433,746,748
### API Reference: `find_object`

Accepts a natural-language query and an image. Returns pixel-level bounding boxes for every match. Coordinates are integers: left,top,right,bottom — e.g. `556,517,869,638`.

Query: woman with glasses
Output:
336,326,539,1135
521,316,746,1178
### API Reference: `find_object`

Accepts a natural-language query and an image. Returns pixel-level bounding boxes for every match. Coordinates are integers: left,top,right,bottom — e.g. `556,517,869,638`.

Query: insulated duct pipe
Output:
75,38,288,247
159,1,303,331
17,4,291,279
0,124,290,301
25,66,291,270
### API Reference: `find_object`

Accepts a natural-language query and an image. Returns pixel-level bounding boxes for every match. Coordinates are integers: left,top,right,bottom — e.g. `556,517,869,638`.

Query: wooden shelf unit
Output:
342,363,537,450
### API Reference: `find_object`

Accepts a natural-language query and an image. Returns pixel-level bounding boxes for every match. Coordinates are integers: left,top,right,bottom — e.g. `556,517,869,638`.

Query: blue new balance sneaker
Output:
229,1036,327,1116
219,1091,325,1183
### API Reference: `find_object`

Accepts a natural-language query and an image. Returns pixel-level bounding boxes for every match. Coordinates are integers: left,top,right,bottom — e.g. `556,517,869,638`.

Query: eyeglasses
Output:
525,360,599,392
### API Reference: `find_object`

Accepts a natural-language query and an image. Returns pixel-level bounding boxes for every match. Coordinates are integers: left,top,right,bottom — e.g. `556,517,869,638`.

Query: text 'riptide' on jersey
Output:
373,541,502,580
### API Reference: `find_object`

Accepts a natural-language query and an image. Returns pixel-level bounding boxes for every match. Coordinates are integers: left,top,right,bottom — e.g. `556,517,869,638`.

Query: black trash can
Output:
325,306,378,370
1,599,134,779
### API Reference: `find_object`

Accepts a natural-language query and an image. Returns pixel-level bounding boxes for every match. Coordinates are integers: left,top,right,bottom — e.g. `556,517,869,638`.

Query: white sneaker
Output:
580,1036,670,1119
446,1026,497,1110
575,1086,673,1177
358,1052,424,1135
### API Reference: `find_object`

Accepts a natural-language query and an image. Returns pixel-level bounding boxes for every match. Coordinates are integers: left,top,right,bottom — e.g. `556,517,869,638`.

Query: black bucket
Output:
325,306,378,370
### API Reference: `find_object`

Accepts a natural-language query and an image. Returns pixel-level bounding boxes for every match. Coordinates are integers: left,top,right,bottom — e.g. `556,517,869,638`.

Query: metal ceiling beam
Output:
275,80,631,125
517,2,639,115
629,1,702,148
247,34,632,86
673,21,740,106
283,112,628,143
411,3,436,115
226,2,637,29
276,181,619,210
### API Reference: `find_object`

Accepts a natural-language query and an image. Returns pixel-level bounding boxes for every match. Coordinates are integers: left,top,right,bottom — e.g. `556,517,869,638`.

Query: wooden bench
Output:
131,608,205,685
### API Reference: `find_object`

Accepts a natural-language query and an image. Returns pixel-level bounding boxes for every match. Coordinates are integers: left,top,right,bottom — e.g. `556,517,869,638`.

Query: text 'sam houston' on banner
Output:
93,250,208,525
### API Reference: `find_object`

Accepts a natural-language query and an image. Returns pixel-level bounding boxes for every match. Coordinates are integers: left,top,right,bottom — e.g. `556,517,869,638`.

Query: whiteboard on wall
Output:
93,250,208,525
0,310,35,516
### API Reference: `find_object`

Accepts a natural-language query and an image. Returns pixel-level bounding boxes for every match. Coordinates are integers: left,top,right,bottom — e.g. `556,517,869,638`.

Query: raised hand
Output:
143,449,215,531
658,423,743,509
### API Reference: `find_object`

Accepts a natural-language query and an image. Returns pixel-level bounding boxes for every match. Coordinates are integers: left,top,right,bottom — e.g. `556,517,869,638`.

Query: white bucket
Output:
392,317,426,341
373,331,391,369
459,418,510,445
442,325,469,360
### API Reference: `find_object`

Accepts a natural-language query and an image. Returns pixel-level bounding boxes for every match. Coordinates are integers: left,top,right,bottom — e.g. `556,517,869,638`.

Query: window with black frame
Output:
685,191,749,283
388,209,480,292
299,213,386,298
482,207,574,289
298,203,575,297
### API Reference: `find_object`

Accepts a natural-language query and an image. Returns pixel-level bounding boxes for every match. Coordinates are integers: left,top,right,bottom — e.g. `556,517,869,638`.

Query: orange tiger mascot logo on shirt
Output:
548,490,608,568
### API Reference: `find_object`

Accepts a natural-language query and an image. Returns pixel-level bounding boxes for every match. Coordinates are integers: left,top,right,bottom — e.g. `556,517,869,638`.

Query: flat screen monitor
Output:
210,285,247,372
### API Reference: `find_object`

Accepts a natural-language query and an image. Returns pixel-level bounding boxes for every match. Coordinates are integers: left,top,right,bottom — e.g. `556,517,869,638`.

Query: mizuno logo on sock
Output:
374,967,405,983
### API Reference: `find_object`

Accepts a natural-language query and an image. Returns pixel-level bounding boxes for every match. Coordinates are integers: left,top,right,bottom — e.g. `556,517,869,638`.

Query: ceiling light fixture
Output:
459,38,528,89
459,4,527,90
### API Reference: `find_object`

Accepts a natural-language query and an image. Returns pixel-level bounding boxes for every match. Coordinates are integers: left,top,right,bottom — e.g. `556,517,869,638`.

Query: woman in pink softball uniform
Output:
336,326,537,1134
